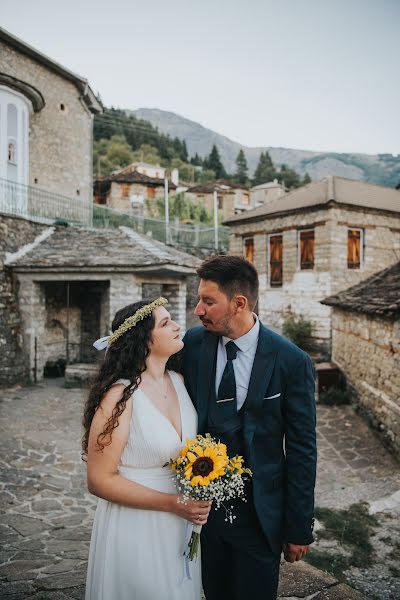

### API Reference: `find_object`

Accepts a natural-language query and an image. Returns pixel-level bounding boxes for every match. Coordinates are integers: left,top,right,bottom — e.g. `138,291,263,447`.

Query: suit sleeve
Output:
181,330,195,404
283,353,316,545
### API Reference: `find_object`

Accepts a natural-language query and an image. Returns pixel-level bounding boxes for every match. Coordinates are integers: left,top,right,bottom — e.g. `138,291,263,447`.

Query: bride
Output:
83,298,210,600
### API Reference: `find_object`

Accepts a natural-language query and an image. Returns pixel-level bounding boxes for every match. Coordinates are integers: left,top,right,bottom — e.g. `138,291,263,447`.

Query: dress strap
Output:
113,378,131,387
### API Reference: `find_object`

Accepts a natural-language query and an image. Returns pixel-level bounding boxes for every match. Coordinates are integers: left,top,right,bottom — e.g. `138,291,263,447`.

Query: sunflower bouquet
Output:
170,433,252,560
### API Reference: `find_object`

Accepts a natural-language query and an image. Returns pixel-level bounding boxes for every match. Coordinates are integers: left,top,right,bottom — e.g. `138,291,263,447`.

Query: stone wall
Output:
0,41,93,202
331,308,400,456
228,205,400,353
107,182,173,216
0,214,48,384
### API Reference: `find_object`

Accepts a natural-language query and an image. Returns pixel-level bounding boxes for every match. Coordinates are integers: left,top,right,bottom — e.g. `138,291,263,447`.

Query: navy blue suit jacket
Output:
181,322,317,554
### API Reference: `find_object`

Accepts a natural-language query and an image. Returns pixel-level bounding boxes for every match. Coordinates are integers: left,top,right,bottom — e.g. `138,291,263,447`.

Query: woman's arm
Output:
87,385,210,523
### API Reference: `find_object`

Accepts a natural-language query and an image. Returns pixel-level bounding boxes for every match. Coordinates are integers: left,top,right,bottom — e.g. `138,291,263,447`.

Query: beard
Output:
199,313,235,337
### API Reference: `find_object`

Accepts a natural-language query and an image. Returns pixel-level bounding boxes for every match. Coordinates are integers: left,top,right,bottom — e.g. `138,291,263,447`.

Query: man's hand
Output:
282,543,310,562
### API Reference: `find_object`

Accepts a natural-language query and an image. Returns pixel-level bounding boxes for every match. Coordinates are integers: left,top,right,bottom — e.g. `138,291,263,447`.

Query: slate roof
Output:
187,180,248,194
224,177,400,224
112,171,176,189
321,262,400,316
94,171,176,189
7,226,200,273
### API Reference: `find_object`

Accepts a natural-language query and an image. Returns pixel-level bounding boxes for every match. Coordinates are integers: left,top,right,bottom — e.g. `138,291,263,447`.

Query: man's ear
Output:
234,295,248,312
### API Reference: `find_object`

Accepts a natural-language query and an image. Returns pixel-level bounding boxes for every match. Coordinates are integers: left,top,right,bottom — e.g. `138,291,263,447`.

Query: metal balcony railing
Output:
0,177,92,227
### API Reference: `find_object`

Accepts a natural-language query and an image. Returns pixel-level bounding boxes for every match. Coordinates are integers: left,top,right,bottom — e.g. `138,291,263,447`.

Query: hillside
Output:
131,108,400,187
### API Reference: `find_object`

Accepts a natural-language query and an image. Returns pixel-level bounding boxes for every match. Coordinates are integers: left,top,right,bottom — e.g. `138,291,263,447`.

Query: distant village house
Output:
185,181,250,222
93,165,177,217
225,176,400,354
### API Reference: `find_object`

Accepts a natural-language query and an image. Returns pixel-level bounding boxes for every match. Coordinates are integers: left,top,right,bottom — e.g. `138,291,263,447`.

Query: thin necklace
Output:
148,372,168,401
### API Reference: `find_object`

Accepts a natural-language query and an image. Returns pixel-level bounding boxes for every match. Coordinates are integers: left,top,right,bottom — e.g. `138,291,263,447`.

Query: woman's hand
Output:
171,495,212,525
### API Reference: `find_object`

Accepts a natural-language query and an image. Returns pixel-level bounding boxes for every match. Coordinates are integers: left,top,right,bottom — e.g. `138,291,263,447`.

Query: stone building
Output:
185,181,250,221
1,214,199,384
93,170,177,217
321,262,400,456
225,176,400,353
250,179,286,209
0,27,101,204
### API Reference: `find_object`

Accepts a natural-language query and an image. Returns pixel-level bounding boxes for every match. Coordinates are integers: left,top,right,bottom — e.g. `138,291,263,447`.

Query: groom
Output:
181,255,316,600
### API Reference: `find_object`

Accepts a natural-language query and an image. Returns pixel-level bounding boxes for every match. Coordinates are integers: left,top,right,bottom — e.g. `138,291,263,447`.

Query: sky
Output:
2,0,399,155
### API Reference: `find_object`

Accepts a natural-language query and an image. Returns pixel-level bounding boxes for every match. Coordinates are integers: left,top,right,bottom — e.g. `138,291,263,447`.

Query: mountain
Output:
131,108,400,187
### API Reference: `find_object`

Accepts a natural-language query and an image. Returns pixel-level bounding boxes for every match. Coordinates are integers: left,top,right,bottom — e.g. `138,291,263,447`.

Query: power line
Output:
95,113,182,140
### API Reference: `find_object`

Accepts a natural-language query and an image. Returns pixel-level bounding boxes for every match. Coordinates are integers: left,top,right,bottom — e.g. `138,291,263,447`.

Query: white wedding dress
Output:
85,371,201,600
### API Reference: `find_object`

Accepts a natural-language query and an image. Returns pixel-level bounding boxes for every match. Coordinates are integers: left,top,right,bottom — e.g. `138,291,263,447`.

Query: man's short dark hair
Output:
197,255,259,309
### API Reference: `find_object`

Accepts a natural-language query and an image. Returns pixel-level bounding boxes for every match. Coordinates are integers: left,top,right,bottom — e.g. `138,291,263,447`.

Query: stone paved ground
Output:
0,380,399,599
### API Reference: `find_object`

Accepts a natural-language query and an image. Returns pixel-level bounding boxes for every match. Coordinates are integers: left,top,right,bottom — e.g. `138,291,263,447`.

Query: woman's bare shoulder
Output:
99,383,132,417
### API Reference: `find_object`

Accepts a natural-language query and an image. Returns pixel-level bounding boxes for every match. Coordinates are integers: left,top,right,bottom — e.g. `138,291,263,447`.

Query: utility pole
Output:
213,189,219,251
164,178,169,244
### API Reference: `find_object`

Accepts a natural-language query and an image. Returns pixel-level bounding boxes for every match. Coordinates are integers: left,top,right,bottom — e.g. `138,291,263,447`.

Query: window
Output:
218,197,223,210
0,89,30,188
269,234,283,287
8,141,16,163
121,183,130,198
243,237,254,262
299,229,314,270
348,228,363,269
147,187,156,200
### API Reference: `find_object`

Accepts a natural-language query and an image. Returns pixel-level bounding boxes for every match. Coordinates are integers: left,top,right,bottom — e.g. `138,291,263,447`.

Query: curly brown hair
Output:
82,300,179,459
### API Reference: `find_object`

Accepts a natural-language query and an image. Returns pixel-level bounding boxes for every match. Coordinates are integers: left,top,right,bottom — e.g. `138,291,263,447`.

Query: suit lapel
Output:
196,331,219,431
244,323,278,447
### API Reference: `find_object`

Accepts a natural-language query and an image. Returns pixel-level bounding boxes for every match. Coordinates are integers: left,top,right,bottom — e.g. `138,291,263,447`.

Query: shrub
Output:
319,387,350,406
282,315,313,351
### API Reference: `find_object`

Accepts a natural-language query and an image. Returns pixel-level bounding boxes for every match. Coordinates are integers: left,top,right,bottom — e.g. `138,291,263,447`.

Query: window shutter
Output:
244,237,254,262
270,235,283,287
300,229,314,269
348,229,361,269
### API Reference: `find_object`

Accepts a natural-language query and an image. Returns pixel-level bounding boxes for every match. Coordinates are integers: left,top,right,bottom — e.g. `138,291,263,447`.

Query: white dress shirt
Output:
215,316,260,411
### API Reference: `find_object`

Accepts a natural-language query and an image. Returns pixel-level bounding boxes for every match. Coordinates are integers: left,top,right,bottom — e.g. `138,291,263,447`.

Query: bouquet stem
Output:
187,524,202,561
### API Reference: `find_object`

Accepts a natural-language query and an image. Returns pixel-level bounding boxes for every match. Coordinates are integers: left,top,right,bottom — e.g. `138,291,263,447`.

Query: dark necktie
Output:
216,341,239,418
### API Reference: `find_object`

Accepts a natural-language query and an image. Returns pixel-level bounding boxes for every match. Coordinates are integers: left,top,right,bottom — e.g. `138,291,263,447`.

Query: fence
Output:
0,177,92,227
92,204,229,251
0,177,229,251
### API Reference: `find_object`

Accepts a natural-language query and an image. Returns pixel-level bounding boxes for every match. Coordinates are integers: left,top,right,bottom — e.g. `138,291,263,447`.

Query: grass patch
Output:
306,550,351,578
305,502,378,579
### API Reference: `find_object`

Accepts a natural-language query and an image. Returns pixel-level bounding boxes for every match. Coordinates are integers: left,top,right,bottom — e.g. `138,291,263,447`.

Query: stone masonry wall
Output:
0,42,93,202
331,308,400,456
328,206,400,294
0,214,48,384
228,205,400,354
229,208,333,349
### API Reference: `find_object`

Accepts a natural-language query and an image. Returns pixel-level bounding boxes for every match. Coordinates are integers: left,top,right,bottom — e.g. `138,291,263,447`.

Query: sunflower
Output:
185,446,229,486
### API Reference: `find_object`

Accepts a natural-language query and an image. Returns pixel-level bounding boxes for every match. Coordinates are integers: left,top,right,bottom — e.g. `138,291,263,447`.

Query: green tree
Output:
279,164,302,189
302,172,312,185
252,151,276,185
131,144,161,165
205,145,226,179
190,153,203,166
93,135,134,177
181,140,189,162
195,168,217,183
235,149,248,185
